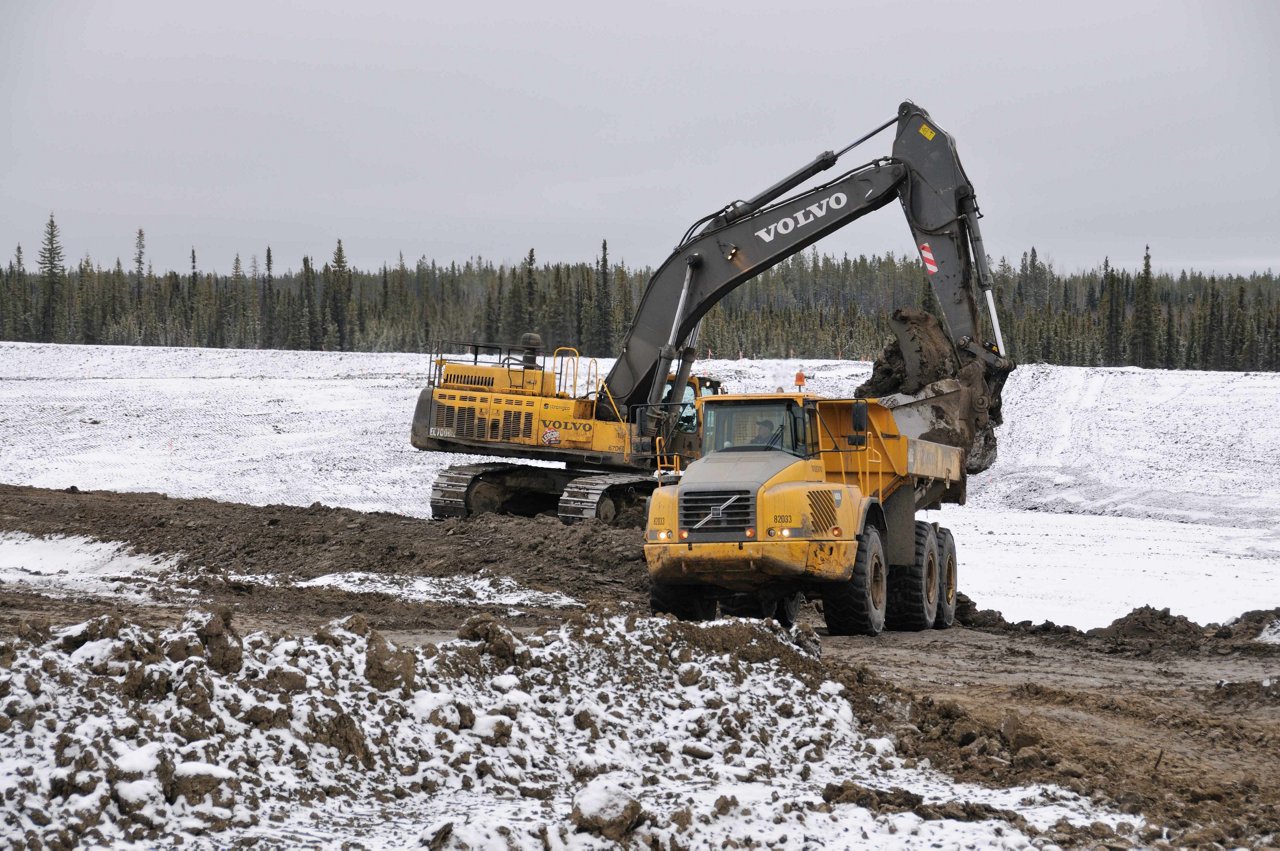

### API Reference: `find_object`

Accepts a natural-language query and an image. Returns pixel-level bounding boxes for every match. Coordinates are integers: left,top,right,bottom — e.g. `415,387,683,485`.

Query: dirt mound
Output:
1207,677,1280,710
2,608,1110,848
1087,605,1206,653
953,591,1008,629
1220,607,1280,642
0,484,649,635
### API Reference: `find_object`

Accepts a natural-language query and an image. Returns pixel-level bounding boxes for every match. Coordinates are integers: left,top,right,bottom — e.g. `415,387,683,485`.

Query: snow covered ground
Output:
0,531,180,602
2,342,1278,628
0,610,1135,849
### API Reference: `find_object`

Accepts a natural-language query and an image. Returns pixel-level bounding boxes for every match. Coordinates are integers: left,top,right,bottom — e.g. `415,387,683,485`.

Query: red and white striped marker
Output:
919,243,938,275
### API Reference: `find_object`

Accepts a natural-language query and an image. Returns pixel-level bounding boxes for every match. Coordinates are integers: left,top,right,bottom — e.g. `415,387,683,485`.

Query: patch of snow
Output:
490,673,520,692
0,532,178,602
1258,620,1280,645
939,507,1280,629
229,570,580,608
114,779,162,804
174,762,234,780
115,742,163,775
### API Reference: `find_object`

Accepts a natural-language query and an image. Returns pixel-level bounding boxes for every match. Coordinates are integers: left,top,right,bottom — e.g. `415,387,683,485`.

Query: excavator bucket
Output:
857,307,1007,474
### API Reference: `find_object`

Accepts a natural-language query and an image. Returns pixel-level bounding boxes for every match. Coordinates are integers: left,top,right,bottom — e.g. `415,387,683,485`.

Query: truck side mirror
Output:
852,401,868,432
847,434,867,447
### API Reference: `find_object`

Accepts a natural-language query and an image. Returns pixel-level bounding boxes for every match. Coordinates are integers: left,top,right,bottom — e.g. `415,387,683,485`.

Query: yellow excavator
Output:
412,102,1012,538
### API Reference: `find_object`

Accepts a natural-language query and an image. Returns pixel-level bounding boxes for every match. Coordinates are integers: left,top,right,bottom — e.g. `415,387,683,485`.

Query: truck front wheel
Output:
821,527,887,636
650,582,717,622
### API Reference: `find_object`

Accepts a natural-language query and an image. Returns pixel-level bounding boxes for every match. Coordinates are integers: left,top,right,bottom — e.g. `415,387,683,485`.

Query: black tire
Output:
774,593,803,629
722,592,803,628
650,583,717,621
720,594,762,618
934,526,957,629
821,527,887,636
886,522,939,631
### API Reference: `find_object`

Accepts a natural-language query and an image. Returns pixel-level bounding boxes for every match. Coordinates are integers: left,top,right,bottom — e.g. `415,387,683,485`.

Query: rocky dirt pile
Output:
956,595,1280,662
0,608,1130,849
0,485,649,633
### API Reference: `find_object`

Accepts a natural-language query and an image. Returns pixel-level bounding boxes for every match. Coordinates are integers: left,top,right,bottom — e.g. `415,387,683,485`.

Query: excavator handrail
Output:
552,346,581,396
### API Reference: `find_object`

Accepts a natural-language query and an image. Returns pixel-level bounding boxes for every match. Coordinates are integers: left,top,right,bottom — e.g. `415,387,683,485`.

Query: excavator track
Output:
429,463,524,519
557,473,658,525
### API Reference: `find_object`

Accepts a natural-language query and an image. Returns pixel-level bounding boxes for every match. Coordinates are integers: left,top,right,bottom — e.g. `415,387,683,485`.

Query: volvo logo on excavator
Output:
753,192,848,243
540,419,592,433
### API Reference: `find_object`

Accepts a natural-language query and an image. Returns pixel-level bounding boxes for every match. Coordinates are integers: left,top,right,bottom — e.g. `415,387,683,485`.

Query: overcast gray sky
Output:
3,0,1277,277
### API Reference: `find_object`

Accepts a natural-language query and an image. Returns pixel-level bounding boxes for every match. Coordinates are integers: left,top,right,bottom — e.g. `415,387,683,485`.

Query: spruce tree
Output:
262,246,275,348
524,248,537,330
1100,260,1124,366
1162,305,1178,369
593,239,613,354
1130,245,1157,368
37,214,65,343
303,256,320,350
328,240,351,350
133,229,145,304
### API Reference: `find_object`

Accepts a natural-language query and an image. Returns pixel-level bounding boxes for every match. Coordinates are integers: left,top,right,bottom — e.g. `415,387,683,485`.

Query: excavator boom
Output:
601,102,1011,433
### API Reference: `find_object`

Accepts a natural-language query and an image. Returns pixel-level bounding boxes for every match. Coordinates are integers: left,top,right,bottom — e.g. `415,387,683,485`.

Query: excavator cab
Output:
660,380,700,433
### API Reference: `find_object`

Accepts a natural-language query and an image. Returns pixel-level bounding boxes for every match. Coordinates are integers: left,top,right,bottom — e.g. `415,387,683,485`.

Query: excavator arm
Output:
600,102,1012,429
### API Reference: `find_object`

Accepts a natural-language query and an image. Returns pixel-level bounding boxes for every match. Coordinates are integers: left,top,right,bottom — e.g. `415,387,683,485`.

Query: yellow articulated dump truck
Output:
644,388,966,636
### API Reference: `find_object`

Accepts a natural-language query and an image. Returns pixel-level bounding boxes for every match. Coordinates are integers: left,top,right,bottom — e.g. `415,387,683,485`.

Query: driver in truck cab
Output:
750,419,775,445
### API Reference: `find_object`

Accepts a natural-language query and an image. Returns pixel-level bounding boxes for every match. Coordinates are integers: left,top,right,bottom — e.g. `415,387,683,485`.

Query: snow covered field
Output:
2,342,1278,628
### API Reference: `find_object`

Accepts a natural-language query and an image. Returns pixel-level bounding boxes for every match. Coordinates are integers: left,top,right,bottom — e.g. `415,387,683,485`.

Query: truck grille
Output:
680,490,754,532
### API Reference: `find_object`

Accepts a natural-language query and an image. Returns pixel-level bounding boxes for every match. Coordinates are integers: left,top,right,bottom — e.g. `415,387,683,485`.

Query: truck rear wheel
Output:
935,527,957,629
887,522,939,631
821,527,887,636
650,583,717,622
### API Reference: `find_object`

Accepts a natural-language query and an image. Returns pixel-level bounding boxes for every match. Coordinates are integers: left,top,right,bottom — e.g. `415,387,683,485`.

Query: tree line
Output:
2,213,1277,372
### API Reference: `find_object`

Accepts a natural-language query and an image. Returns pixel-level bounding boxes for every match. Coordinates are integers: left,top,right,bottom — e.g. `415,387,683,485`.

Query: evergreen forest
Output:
3,214,1277,372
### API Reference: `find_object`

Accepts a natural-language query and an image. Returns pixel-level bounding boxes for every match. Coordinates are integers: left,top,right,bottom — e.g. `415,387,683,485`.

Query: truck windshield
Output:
702,401,807,457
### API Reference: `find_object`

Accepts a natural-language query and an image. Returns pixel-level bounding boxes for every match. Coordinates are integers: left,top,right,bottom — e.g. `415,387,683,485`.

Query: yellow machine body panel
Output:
413,349,715,472
438,362,557,397
426,381,630,456
645,459,869,591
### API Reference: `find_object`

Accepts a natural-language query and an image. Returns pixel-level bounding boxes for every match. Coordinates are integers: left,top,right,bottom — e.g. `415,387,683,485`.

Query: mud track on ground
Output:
1,484,1278,846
